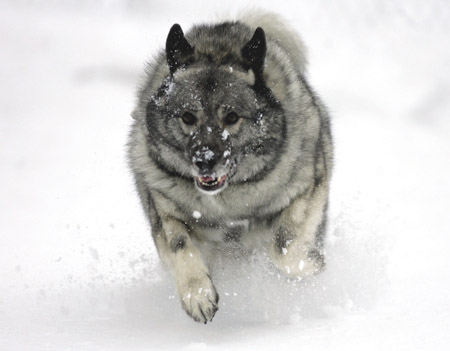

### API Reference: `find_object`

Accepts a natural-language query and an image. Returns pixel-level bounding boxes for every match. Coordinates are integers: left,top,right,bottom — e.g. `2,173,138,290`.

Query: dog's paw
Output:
302,249,326,276
178,275,219,324
271,247,326,278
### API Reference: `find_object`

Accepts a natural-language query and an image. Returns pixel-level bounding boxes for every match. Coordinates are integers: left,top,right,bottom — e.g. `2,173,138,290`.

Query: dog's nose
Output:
195,157,217,173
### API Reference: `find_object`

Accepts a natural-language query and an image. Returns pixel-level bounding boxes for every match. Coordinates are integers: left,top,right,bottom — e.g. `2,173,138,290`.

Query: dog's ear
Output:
241,27,266,84
166,24,194,75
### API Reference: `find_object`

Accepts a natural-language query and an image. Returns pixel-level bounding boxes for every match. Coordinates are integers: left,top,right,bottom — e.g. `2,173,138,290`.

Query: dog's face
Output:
145,25,284,195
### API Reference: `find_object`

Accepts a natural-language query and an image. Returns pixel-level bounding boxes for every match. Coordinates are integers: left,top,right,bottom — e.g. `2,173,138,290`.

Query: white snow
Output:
193,211,202,219
1,1,450,350
222,129,230,140
194,146,215,162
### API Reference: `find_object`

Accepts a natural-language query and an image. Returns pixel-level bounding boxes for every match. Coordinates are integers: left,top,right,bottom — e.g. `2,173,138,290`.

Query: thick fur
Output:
128,12,333,324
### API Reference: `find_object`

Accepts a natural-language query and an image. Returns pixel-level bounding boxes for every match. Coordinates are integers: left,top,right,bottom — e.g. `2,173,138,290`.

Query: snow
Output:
298,260,305,271
194,146,215,162
1,0,450,350
222,129,230,140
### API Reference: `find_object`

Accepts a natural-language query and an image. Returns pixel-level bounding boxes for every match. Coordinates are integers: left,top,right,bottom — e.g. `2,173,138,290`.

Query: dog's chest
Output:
181,188,276,246
191,218,273,248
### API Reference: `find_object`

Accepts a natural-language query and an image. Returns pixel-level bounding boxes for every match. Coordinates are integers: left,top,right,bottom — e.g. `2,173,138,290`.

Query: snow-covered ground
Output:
1,1,450,350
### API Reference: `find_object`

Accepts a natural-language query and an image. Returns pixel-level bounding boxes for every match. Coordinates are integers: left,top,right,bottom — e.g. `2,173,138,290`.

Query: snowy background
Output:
1,0,450,350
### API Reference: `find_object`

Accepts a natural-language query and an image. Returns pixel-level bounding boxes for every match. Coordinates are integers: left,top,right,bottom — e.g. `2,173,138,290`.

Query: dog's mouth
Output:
195,175,227,193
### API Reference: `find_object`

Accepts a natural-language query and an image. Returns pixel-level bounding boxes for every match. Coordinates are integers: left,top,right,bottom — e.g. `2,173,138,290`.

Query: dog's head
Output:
145,23,284,195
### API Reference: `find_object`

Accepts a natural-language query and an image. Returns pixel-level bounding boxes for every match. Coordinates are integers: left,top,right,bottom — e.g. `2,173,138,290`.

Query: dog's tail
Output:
237,9,308,74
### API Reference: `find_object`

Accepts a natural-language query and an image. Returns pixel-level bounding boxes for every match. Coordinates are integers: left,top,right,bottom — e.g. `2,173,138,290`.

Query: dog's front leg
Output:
155,217,219,323
269,184,328,278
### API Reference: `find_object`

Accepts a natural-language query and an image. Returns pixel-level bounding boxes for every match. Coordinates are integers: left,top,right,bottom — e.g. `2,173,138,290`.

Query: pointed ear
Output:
241,27,266,83
166,24,194,74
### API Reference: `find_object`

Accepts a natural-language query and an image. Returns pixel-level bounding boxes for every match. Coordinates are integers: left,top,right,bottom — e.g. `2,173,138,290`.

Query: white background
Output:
1,0,450,350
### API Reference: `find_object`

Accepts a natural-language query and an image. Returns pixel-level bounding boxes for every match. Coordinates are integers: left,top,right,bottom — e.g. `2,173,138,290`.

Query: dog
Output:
127,11,333,323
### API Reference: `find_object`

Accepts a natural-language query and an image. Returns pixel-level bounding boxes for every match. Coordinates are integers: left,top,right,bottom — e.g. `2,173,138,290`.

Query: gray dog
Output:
128,12,333,323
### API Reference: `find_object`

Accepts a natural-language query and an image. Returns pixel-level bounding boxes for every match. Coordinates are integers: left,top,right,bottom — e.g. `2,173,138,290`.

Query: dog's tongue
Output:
200,176,215,183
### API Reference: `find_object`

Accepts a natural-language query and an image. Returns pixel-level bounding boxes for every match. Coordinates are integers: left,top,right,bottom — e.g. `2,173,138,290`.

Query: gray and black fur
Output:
128,12,333,324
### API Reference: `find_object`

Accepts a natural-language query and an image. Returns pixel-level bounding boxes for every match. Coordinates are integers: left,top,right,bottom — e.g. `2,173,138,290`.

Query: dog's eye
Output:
181,112,197,126
224,112,240,126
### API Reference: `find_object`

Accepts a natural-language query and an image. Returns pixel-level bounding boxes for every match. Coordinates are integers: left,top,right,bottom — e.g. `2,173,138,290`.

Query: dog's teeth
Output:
199,177,221,186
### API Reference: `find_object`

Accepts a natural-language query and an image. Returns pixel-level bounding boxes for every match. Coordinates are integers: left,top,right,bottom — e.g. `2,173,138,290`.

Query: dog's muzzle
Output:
192,147,229,194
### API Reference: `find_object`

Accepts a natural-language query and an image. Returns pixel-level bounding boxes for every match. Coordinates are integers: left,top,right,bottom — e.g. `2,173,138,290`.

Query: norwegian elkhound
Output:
128,11,333,323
